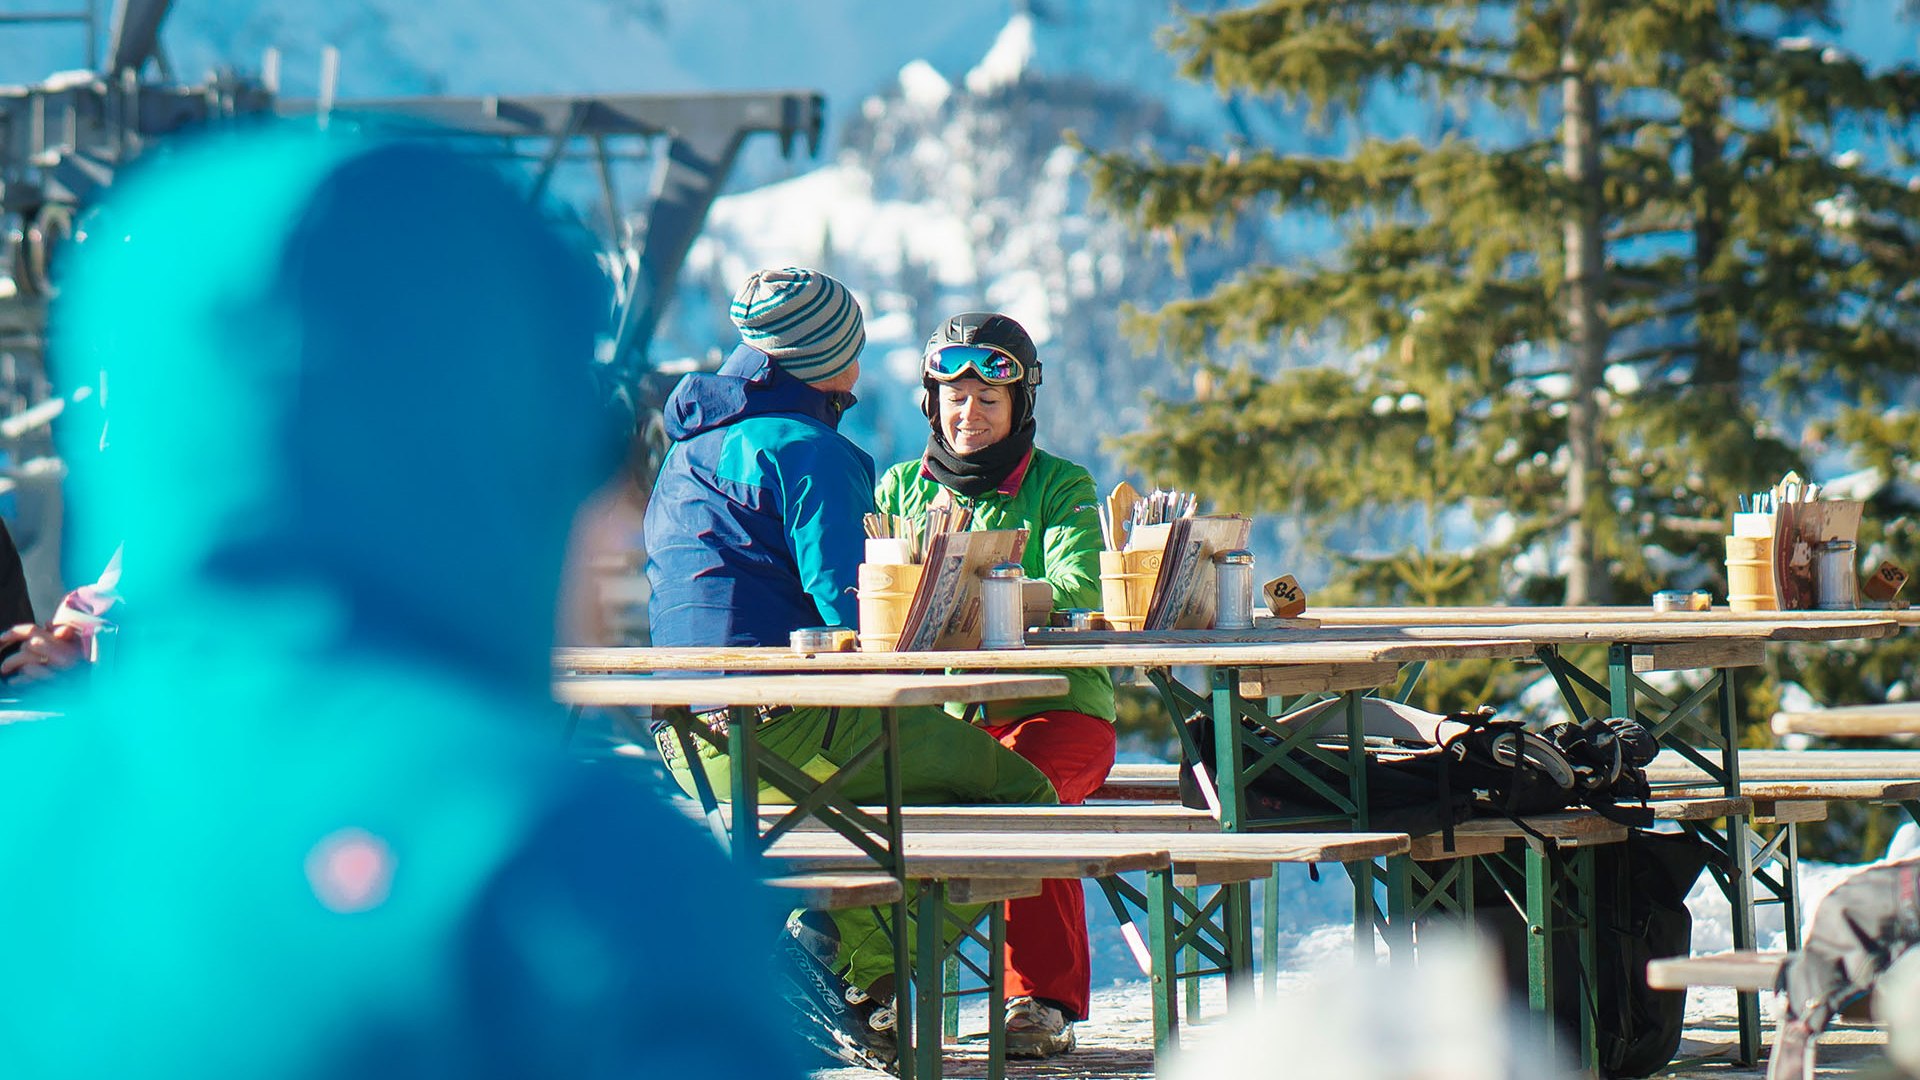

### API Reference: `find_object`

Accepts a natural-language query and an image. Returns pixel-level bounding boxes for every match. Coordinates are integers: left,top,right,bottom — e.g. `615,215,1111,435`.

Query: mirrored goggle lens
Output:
925,344,1022,384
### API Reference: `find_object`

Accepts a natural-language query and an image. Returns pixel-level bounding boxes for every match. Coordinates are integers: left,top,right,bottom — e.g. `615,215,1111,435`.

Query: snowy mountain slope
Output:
667,21,1287,483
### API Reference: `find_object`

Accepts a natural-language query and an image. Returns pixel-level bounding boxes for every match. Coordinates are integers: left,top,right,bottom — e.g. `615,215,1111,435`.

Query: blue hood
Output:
52,124,620,695
662,343,855,441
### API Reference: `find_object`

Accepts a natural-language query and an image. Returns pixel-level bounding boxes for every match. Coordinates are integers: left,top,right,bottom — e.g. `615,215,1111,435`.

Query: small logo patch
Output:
306,827,394,913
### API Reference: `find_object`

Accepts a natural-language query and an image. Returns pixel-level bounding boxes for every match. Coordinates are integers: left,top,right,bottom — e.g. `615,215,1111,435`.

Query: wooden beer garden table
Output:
560,636,1598,1053
556,624,1889,1069
553,671,1066,869
553,670,1067,1080
1300,607,1901,1062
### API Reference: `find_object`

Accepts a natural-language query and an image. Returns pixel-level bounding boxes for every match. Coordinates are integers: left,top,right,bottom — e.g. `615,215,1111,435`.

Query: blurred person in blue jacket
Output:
0,124,804,1079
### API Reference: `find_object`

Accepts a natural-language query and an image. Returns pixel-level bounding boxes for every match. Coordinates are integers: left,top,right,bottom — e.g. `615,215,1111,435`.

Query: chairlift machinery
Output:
0,0,824,550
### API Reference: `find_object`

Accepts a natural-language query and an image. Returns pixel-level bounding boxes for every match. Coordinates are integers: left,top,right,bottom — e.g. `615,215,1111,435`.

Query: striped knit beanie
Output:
729,267,865,386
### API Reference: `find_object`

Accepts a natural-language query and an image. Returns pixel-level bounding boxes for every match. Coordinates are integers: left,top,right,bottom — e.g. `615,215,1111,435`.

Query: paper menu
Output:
1141,515,1253,631
891,528,1030,651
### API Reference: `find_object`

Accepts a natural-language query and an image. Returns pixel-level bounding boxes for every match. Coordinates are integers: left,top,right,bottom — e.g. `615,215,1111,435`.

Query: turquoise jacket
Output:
0,126,802,1079
876,448,1116,723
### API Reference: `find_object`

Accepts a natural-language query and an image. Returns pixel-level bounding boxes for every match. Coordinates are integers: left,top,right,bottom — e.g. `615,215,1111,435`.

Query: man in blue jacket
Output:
643,269,1055,1065
646,267,873,644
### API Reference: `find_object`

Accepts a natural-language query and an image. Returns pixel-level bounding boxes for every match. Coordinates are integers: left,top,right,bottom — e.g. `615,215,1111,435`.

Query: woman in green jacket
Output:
875,312,1116,1059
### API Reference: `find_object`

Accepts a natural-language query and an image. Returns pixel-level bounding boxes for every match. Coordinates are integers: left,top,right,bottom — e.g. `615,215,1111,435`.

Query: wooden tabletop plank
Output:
1030,620,1895,645
1772,703,1920,738
556,639,1536,673
759,804,1226,833
769,830,1409,865
766,848,1172,879
1647,796,1751,820
1656,779,1920,802
1646,951,1787,991
553,672,1067,708
1315,605,1920,627
764,873,903,910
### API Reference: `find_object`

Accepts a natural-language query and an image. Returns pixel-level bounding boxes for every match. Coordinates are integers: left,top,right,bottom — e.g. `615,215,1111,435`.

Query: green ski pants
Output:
658,703,1057,994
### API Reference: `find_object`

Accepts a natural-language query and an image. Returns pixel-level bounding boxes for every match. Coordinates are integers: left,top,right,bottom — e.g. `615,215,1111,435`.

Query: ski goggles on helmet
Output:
923,343,1027,386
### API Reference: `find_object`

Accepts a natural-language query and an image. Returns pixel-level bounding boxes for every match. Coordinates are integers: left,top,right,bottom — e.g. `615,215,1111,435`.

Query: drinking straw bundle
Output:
864,505,975,563
1097,481,1198,551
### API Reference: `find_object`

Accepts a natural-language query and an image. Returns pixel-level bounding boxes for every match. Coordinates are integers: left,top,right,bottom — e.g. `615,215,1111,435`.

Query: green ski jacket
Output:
876,448,1116,723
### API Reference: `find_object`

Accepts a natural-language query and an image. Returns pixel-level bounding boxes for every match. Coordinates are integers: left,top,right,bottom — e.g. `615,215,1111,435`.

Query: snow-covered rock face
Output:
666,17,1286,476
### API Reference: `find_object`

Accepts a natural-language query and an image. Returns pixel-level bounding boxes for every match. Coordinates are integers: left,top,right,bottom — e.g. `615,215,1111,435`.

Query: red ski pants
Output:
976,709,1117,1020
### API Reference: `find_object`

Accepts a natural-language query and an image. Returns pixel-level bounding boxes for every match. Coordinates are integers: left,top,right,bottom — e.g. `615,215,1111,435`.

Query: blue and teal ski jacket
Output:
645,345,875,646
0,125,803,1079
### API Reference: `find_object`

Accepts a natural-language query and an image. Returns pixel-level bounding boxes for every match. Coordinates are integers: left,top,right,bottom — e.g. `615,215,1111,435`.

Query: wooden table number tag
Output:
1863,561,1910,603
1262,574,1307,618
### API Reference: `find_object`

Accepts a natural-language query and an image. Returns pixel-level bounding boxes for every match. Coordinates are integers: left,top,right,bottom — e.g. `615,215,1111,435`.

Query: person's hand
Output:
0,623,87,682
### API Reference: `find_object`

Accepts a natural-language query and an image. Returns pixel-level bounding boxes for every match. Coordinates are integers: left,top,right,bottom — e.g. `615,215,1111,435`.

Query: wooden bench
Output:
1646,949,1786,992
767,826,1407,1060
767,872,905,910
1772,703,1920,739
1091,762,1182,802
759,803,1223,833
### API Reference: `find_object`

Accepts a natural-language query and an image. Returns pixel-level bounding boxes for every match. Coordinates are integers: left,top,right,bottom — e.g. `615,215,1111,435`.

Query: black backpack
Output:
1474,830,1715,1077
1178,705,1659,849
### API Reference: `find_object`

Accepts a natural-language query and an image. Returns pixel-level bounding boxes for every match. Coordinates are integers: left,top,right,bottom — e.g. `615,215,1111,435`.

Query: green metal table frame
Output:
1092,867,1246,1054
905,882,1010,1080
1528,643,1762,1064
1136,660,1615,1071
663,707,935,1080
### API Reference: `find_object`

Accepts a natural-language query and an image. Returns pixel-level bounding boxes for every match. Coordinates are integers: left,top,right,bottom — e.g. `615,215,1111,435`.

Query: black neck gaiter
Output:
921,419,1036,498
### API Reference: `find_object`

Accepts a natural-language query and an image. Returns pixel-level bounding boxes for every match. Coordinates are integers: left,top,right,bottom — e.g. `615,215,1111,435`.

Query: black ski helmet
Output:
919,311,1043,428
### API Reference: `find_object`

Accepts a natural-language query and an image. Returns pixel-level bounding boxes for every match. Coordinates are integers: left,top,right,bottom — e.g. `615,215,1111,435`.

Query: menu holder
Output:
892,528,1030,651
1141,514,1253,631
1772,499,1865,610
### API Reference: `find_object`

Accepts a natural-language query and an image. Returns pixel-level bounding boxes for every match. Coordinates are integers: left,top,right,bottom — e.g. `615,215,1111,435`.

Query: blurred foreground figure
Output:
1164,932,1573,1080
1771,856,1920,1080
0,125,801,1079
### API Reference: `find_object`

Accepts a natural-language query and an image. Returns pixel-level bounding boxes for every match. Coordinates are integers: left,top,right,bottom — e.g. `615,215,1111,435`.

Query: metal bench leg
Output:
1224,881,1256,1006
987,903,1007,1080
913,881,946,1080
1525,842,1556,1059
1713,669,1761,1067
1383,855,1416,966
943,955,959,1043
1349,858,1377,962
1263,868,1281,1000
1731,812,1761,1065
1572,846,1600,1076
1147,867,1180,1056
1783,820,1804,951
726,706,760,865
1181,884,1202,1020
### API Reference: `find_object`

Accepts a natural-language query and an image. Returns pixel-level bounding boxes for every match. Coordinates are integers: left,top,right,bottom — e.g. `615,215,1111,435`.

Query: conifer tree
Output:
1080,0,1920,613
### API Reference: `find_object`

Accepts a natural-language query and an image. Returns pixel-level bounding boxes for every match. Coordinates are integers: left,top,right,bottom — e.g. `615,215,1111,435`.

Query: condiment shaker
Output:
1214,550,1255,630
979,563,1027,649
